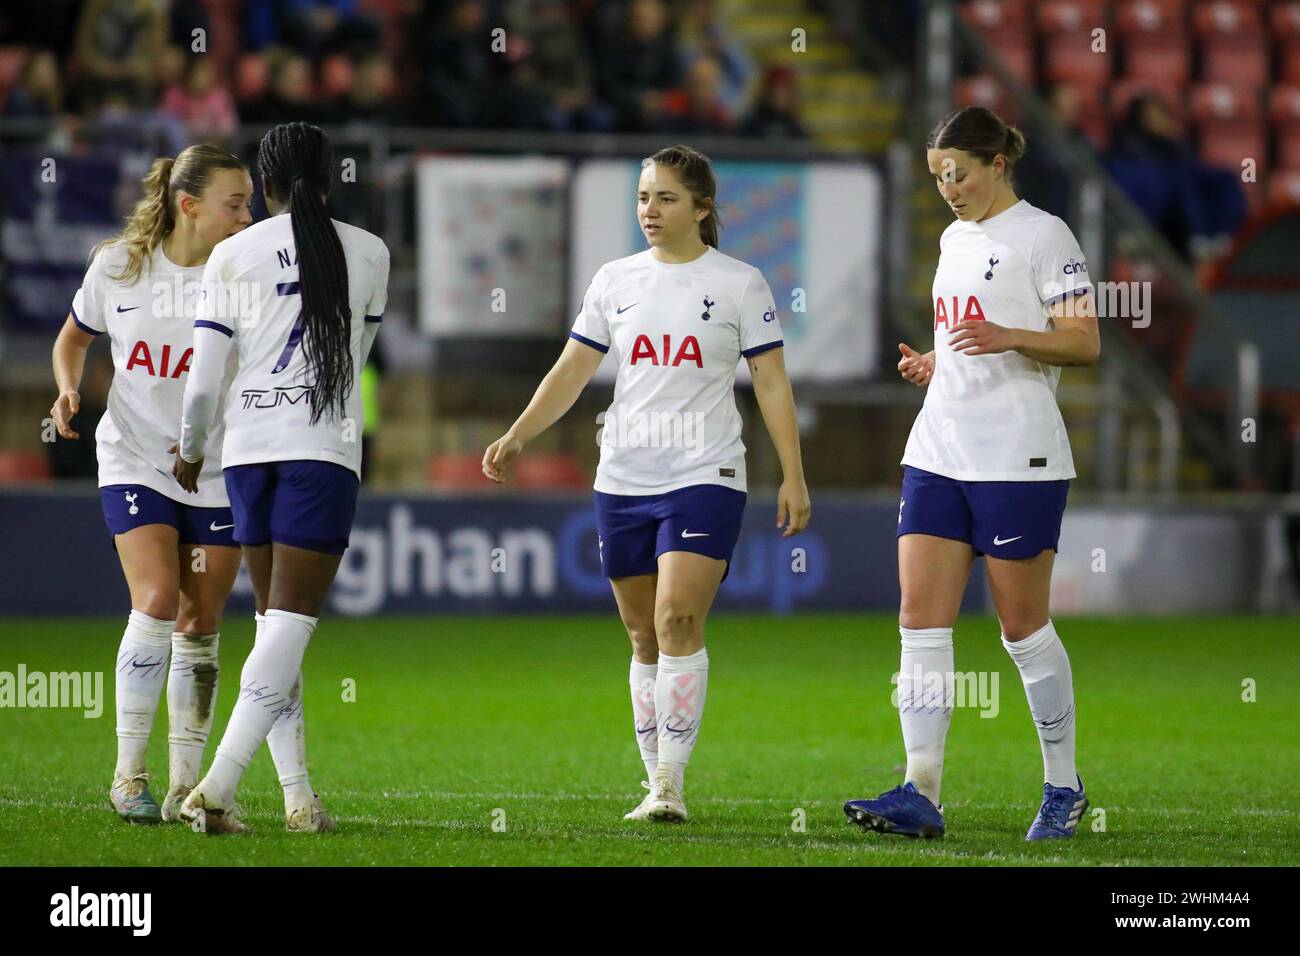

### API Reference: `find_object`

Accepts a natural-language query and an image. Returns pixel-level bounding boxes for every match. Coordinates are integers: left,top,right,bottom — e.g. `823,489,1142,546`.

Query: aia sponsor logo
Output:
629,333,703,368
933,295,986,331
125,342,192,378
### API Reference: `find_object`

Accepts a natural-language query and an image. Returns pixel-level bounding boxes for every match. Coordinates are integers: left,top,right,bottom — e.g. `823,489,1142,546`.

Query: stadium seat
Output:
1038,0,1112,87
0,45,29,109
1116,0,1189,36
0,450,51,482
962,0,1032,32
982,32,1036,84
1190,82,1262,121
1267,168,1300,205
1198,121,1268,173
235,53,270,103
1120,33,1193,86
953,75,1020,122
1272,1,1300,40
321,54,355,100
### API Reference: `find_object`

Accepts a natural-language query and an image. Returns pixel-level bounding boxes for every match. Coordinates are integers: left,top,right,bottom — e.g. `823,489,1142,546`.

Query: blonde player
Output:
844,106,1098,841
50,146,253,823
484,145,811,822
173,122,388,834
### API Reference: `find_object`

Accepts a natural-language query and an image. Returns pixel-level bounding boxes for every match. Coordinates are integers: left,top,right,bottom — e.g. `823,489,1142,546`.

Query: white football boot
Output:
623,781,656,821
644,770,688,823
285,792,336,833
160,782,194,823
178,785,250,835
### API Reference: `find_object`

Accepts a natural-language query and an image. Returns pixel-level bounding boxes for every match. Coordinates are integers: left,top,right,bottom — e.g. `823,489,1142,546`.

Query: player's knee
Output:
1000,616,1048,642
899,603,951,631
134,591,179,622
655,604,698,639
176,610,222,635
625,624,658,659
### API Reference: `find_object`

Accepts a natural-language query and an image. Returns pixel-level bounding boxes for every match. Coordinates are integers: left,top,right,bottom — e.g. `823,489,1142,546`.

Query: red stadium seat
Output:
1121,32,1193,86
1269,85,1300,123
962,0,1032,32
235,53,270,102
1037,0,1109,32
953,74,1017,120
982,32,1036,84
320,54,354,99
1267,168,1300,206
1189,82,1262,121
1278,126,1300,170
1201,37,1270,86
1272,2,1300,40
1043,30,1113,85
1116,0,1188,36
0,450,51,482
1191,1,1263,36
1282,43,1300,85
1197,121,1268,173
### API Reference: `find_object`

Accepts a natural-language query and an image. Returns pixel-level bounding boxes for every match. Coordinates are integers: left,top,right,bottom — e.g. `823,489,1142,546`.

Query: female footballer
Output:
844,107,1098,841
174,122,389,834
50,145,252,824
483,145,811,822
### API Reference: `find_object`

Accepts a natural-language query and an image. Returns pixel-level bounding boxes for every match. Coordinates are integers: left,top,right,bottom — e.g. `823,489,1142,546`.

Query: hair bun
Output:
1004,126,1026,164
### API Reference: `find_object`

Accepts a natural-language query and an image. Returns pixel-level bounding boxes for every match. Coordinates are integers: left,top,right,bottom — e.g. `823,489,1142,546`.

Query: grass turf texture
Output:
1,613,1296,866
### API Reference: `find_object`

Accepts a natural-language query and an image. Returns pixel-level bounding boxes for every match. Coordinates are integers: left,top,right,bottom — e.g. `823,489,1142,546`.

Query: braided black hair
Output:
258,122,351,425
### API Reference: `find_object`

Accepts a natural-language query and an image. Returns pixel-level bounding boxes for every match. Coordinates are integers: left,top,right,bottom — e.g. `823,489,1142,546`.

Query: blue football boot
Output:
844,782,945,839
1026,776,1088,841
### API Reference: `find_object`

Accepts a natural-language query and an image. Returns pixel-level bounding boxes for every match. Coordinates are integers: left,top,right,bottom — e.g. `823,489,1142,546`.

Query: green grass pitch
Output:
1,613,1296,866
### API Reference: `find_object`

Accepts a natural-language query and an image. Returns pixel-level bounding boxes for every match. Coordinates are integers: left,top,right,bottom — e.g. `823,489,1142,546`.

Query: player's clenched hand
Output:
50,390,81,439
897,343,934,387
948,320,1017,356
482,433,524,484
170,443,202,494
776,477,811,538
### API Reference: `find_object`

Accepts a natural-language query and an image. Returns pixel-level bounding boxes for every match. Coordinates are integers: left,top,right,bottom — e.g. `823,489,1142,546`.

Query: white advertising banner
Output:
418,156,569,336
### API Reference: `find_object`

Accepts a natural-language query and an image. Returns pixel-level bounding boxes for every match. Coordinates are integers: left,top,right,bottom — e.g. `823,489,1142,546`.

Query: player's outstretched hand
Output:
948,319,1016,356
897,343,934,387
50,390,81,440
482,433,524,484
776,476,811,538
170,444,202,494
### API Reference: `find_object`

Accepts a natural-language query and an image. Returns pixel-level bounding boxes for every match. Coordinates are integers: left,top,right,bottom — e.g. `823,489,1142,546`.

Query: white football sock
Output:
256,612,315,806
203,609,316,805
167,631,220,791
655,648,708,789
629,658,658,780
897,626,955,806
114,610,175,779
1003,620,1077,789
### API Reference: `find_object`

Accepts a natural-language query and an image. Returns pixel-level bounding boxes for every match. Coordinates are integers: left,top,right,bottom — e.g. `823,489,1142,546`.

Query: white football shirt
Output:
901,200,1093,482
71,242,230,507
179,213,389,478
570,246,784,495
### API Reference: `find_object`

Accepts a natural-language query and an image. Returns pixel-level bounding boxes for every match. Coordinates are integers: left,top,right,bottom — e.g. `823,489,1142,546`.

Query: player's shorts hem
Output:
271,531,349,555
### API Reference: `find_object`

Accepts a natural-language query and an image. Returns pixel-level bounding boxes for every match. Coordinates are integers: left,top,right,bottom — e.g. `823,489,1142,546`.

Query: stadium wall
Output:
0,490,1293,617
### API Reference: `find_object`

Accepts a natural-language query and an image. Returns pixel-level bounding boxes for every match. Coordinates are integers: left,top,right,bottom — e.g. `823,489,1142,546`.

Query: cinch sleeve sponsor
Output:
1033,217,1094,306
738,269,783,358
569,266,611,353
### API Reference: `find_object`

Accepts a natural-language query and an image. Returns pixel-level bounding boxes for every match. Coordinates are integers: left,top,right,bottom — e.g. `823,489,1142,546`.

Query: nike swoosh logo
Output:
680,530,709,538
992,535,1023,546
116,305,140,312
210,522,234,532
616,303,638,314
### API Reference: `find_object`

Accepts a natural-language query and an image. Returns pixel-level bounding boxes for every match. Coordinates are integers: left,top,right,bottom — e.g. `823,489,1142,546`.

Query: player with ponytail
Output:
174,122,389,834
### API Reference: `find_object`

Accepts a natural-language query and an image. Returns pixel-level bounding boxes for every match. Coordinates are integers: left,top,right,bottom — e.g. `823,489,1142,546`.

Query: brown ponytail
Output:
96,144,245,285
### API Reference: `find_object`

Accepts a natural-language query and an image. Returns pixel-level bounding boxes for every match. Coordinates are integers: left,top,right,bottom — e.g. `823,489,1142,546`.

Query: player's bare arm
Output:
949,294,1099,366
749,345,810,537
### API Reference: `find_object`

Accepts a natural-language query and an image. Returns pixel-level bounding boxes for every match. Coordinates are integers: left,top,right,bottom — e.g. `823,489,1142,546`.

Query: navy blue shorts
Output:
100,484,237,547
223,460,360,555
594,484,747,580
897,465,1069,559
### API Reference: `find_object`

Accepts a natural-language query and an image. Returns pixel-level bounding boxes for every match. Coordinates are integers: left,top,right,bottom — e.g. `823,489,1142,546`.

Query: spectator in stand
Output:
160,52,239,142
677,0,753,118
739,64,806,141
507,0,613,132
338,53,402,126
4,49,64,119
414,0,535,128
596,0,681,132
241,51,327,125
74,0,167,109
656,53,734,135
245,0,381,60
1103,92,1244,260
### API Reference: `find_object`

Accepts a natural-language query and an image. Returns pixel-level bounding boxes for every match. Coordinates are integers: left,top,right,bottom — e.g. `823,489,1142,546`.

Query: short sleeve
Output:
70,250,110,335
365,242,390,323
738,269,783,358
194,242,237,338
569,267,610,353
1032,217,1094,307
